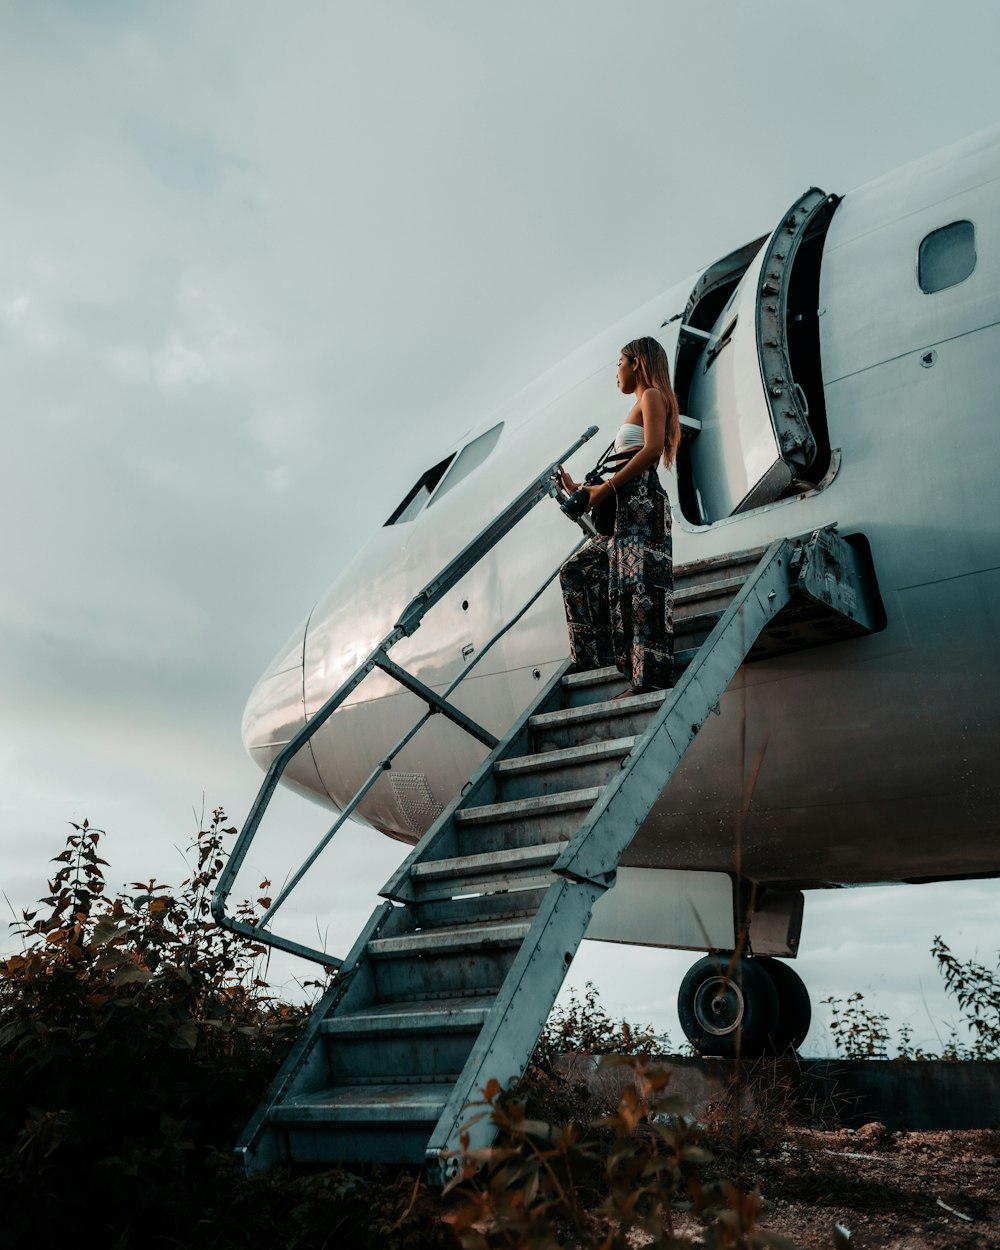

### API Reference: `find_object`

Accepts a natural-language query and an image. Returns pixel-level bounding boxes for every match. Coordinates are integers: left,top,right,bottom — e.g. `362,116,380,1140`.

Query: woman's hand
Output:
582,482,612,511
557,465,580,494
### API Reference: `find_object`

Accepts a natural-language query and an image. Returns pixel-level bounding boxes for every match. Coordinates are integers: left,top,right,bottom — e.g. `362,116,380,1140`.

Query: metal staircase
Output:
227,523,882,1184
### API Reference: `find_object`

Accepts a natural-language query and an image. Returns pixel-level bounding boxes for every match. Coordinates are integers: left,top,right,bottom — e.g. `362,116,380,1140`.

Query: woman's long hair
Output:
622,336,681,468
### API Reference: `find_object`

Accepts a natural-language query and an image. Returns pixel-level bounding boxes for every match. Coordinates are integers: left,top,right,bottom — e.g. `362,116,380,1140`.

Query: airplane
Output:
224,125,1000,1171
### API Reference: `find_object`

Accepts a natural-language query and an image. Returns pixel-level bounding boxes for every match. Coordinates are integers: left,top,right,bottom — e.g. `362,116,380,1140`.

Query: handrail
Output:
212,426,599,966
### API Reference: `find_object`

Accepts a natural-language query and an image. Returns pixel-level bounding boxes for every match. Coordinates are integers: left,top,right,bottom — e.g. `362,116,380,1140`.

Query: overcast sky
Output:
2,0,999,1055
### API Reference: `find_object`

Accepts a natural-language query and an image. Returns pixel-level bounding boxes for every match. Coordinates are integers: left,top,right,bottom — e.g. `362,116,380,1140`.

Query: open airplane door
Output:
681,188,840,524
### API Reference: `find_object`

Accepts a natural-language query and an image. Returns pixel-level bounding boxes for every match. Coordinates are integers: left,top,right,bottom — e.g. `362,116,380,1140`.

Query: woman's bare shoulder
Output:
641,387,668,416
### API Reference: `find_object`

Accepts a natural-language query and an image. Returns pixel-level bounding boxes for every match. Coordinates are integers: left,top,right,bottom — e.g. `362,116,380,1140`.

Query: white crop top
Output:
614,422,645,453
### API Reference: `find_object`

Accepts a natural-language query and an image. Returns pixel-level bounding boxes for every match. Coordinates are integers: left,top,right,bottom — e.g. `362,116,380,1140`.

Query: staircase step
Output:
529,689,669,751
369,918,531,958
674,573,745,615
413,841,561,881
675,608,723,646
364,911,532,1002
407,835,565,902
270,1083,452,1164
560,665,631,702
560,649,699,707
530,689,666,731
453,786,599,855
494,735,636,801
412,888,548,930
456,786,601,825
313,1073,464,1087
275,1083,452,1122
369,942,521,1003
320,998,492,1085
323,998,494,1037
673,545,766,590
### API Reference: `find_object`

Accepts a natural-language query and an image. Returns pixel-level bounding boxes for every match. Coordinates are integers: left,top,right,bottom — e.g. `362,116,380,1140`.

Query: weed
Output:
930,935,1000,1059
511,981,673,1128
446,1055,800,1249
823,939,1000,1060
0,813,455,1249
531,981,670,1074
822,992,891,1059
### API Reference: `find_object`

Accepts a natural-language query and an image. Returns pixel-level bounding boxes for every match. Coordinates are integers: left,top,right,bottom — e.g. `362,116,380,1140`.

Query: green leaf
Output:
0,1021,29,1048
171,1019,198,1050
94,948,127,970
91,917,121,948
112,965,153,986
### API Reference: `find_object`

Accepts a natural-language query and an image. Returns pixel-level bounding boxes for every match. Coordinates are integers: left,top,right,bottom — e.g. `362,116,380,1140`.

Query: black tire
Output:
756,957,812,1054
678,954,779,1059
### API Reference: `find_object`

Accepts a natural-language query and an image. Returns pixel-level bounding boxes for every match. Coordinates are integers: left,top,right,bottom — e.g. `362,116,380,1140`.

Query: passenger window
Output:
428,422,503,505
918,220,976,293
384,454,454,526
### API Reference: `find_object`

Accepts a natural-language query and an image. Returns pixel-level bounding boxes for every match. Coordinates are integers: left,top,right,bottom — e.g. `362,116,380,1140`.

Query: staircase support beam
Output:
552,528,879,886
423,877,605,1186
372,652,499,749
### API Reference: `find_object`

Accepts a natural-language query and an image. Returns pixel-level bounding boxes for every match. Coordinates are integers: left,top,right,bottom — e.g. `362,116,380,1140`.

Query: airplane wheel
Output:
756,957,812,1054
678,955,778,1059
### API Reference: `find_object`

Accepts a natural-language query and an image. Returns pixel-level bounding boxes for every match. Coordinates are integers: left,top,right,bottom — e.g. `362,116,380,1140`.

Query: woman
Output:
558,336,681,697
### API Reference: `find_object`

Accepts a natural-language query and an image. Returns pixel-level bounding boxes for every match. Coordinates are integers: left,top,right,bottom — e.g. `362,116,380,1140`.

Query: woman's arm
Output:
583,388,667,509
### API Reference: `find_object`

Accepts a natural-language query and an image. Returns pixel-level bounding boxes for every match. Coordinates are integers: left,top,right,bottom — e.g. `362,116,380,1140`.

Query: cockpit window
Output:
427,422,503,505
919,220,976,293
384,454,454,526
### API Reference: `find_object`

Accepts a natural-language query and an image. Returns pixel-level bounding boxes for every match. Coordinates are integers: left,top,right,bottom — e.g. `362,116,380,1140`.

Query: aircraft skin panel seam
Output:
824,314,1000,384
896,563,1000,593
718,791,958,815
823,169,1000,252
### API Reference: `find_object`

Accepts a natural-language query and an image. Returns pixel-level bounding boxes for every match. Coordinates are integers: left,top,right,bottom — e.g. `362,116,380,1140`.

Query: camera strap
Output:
588,444,639,482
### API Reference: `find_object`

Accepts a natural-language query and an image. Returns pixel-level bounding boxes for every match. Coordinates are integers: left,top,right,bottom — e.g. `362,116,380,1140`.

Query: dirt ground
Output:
694,1123,1000,1249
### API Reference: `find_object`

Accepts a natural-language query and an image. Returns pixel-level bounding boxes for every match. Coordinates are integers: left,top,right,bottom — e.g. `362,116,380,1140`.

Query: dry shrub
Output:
446,1056,801,1250
0,812,455,1250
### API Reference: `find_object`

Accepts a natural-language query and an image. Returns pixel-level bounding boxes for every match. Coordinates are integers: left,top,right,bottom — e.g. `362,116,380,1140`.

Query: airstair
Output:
214,429,882,1184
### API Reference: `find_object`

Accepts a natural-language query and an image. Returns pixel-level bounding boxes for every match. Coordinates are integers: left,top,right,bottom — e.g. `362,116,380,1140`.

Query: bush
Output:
931,935,1000,1059
447,1056,799,1250
510,981,672,1130
531,981,670,1074
0,811,456,1249
823,937,1000,1061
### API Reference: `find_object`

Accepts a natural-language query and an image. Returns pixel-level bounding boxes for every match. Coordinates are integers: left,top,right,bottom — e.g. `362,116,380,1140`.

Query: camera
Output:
560,487,591,522
559,469,604,522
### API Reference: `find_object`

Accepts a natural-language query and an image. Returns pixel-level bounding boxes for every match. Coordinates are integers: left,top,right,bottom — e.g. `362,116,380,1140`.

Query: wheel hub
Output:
692,975,744,1036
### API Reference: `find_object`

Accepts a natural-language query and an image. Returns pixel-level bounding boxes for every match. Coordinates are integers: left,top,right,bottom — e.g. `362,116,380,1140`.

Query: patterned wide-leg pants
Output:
559,468,674,690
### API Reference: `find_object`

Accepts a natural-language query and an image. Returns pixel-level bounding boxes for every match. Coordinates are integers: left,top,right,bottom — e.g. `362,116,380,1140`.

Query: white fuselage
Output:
243,128,1000,891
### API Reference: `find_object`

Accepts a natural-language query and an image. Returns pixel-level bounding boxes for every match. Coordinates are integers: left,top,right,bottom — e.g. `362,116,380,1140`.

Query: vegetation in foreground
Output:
2,814,998,1248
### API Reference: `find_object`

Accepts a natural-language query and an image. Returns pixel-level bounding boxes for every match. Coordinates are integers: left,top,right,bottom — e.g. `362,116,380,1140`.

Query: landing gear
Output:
678,955,778,1058
677,954,812,1057
756,956,812,1053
